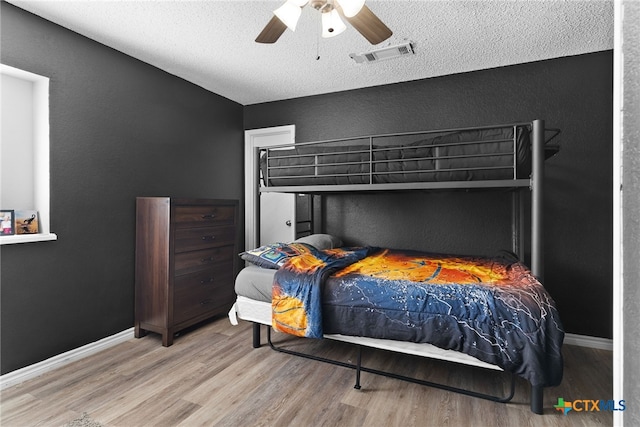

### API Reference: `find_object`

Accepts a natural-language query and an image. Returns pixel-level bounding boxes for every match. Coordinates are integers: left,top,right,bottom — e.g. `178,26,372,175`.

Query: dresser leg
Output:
162,330,174,347
134,324,147,338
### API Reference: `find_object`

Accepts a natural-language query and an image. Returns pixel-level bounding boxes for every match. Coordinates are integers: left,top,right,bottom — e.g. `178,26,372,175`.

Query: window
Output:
0,64,56,244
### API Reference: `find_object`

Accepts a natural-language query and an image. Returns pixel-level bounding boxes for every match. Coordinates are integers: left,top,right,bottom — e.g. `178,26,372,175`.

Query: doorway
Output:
244,125,296,249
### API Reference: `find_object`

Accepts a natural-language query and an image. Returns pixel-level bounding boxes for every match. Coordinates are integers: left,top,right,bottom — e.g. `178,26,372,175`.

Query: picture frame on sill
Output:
1,210,15,236
15,210,39,235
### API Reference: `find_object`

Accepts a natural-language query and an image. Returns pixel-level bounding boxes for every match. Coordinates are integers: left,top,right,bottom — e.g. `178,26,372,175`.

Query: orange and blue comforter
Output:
272,246,564,387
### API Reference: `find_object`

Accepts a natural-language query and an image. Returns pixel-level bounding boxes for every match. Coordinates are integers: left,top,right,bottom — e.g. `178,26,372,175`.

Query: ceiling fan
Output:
256,0,393,45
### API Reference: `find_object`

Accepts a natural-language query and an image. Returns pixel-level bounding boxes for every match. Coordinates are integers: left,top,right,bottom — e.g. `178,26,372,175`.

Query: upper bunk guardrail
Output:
259,121,560,193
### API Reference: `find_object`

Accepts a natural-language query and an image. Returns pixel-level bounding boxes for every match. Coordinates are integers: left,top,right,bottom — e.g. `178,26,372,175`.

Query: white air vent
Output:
350,42,415,64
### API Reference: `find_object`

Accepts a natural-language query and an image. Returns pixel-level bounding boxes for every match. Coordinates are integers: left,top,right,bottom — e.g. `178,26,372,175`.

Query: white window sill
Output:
0,233,58,245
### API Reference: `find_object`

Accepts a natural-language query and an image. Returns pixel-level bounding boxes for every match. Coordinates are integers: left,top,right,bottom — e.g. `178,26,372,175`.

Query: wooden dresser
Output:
134,197,239,346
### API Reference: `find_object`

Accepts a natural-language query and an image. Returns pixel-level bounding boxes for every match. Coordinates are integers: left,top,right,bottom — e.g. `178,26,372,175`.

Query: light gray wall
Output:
622,1,640,423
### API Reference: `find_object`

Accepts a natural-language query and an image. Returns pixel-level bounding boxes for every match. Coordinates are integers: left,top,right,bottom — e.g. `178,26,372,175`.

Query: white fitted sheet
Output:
228,295,502,371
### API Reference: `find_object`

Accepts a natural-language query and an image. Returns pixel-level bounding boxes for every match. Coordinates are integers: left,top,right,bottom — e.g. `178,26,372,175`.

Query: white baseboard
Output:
0,327,134,390
564,333,613,351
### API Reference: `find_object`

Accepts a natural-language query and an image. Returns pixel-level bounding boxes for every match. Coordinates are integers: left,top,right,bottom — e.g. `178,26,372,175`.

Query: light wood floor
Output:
1,316,613,426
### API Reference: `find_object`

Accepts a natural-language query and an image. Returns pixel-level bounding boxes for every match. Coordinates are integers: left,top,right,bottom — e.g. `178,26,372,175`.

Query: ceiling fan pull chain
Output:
316,18,321,60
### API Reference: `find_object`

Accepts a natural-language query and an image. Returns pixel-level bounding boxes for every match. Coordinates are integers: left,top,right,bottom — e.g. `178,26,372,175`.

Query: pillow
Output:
239,242,314,269
293,234,343,250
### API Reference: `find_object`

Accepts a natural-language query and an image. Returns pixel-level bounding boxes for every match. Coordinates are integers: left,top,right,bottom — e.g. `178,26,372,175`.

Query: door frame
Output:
244,125,295,250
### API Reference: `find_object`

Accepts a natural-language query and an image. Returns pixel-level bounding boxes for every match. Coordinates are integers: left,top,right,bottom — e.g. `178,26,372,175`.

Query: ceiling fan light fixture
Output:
274,1,303,31
321,9,346,38
257,0,391,45
336,0,365,18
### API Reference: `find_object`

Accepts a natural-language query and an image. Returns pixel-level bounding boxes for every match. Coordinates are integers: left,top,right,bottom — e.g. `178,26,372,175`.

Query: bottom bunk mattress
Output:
230,267,504,372
234,265,276,302
270,245,564,388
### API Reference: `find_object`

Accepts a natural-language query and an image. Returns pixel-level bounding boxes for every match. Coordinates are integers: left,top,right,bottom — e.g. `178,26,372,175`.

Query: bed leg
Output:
354,345,362,390
530,385,543,414
252,322,261,348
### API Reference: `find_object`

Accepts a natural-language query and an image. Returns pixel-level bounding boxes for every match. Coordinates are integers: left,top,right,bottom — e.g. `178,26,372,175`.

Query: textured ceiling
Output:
7,0,613,106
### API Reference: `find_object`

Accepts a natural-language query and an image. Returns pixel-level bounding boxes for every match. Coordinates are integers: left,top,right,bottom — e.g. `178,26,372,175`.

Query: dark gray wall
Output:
0,2,244,374
0,0,614,375
245,51,614,339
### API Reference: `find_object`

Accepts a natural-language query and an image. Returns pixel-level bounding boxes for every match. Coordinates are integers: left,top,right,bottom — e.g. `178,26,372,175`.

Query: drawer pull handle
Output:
200,299,213,306
200,257,214,263
200,277,214,284
201,235,215,241
201,214,216,220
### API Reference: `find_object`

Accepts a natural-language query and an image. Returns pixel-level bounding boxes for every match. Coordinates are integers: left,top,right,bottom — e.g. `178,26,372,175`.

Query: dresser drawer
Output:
174,245,234,276
174,205,235,228
173,269,235,324
174,226,236,253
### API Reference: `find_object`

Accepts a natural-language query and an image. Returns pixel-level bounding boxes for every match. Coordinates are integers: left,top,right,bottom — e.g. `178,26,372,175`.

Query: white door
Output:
244,125,296,249
260,192,295,244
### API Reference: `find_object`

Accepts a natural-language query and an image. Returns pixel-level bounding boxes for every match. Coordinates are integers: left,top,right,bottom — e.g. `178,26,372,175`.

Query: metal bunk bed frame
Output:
249,119,559,414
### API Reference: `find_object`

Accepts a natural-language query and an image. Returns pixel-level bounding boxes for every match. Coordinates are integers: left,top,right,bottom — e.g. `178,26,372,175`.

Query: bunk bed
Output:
228,119,563,414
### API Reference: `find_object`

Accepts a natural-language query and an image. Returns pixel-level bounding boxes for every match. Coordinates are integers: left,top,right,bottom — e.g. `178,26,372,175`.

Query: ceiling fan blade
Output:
342,4,392,45
256,16,288,43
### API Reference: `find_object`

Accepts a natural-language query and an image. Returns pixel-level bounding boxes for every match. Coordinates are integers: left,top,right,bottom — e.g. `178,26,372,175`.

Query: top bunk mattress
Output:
261,125,532,188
